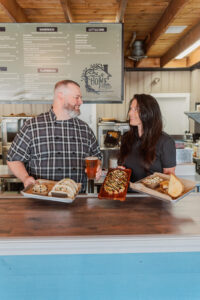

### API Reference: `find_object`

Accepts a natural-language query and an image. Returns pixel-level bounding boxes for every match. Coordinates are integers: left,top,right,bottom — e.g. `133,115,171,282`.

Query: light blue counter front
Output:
1,237,200,300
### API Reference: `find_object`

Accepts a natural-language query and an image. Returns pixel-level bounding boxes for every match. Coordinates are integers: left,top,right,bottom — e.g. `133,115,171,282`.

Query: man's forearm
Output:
6,161,29,183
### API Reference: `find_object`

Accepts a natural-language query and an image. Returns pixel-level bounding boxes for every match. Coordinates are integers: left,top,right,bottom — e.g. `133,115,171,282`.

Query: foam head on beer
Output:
85,156,98,179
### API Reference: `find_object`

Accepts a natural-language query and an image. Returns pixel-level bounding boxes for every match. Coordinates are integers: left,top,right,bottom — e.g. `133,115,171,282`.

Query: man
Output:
7,80,102,192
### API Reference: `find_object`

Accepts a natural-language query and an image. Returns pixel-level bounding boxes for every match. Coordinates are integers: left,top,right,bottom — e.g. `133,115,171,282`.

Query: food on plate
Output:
32,183,49,196
49,178,80,199
103,169,128,195
141,175,164,189
167,174,184,198
159,180,169,190
141,174,184,198
57,178,79,192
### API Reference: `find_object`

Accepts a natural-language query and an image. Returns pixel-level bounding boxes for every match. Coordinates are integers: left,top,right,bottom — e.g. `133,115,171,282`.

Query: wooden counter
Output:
0,193,200,255
1,193,200,300
0,193,199,237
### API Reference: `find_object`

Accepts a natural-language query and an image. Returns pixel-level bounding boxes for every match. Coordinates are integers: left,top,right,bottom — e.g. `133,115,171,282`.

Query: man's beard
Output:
65,103,81,118
68,109,80,118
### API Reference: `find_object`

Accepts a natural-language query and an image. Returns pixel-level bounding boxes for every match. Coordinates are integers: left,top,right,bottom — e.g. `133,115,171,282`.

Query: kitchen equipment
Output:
109,158,118,169
98,121,129,169
98,121,129,148
176,148,193,164
1,116,33,164
104,131,121,148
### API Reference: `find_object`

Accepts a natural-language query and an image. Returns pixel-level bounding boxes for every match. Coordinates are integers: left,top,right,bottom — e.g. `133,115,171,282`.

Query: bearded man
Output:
7,80,102,192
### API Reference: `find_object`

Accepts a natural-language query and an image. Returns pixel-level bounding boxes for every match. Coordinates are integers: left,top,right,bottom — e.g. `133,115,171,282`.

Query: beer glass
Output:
85,156,98,193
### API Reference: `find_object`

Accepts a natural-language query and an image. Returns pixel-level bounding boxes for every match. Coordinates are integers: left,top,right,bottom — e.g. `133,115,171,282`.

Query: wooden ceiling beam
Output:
60,0,74,23
0,0,28,22
161,21,200,67
187,46,200,67
145,0,190,54
116,0,128,23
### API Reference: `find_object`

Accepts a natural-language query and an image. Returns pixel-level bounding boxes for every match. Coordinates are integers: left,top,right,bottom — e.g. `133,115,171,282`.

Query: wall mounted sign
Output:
0,23,123,103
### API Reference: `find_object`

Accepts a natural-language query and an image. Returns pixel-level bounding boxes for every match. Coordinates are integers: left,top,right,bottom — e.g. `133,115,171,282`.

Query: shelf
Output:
185,112,200,124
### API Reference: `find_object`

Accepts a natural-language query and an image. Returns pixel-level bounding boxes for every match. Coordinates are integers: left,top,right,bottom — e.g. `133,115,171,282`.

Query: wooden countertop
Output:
0,193,200,238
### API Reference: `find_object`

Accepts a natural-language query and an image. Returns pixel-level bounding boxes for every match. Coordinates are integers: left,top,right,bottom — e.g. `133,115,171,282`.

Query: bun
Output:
49,178,79,199
167,174,184,198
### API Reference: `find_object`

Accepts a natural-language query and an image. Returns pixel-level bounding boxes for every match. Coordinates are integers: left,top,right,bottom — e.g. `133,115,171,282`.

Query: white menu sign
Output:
0,23,123,103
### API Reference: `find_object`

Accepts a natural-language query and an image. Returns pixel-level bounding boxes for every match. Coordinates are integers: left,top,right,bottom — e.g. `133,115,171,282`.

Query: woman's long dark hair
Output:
118,94,163,169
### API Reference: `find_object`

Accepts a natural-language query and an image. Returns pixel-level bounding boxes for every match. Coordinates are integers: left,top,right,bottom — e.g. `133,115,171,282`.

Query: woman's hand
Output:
117,165,125,169
163,167,175,175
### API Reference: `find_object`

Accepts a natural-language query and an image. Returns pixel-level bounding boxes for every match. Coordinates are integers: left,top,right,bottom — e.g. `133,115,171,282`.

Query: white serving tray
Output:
21,180,81,204
21,190,76,203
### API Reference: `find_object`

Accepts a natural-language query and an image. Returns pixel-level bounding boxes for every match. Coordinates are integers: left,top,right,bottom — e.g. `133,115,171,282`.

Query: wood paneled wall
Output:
0,70,195,131
0,103,51,117
96,70,191,122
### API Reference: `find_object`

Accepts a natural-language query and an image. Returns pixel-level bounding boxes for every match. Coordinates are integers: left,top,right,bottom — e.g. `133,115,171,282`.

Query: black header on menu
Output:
36,27,58,32
0,27,5,32
0,67,7,71
86,27,107,32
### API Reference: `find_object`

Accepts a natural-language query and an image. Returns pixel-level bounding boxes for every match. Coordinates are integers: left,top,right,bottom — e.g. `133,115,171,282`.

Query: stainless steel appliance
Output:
97,121,129,169
1,116,33,164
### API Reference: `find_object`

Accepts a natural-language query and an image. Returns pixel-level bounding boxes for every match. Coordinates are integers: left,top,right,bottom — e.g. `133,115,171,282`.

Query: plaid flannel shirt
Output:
7,109,102,192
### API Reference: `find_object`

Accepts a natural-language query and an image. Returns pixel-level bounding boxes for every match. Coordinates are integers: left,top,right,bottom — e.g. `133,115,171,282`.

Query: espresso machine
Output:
97,119,129,169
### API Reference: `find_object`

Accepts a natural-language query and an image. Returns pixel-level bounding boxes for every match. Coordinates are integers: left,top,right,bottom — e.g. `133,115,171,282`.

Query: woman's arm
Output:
163,167,175,175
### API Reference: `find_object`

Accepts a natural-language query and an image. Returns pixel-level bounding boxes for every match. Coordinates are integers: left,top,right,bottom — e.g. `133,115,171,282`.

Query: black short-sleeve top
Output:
123,132,176,182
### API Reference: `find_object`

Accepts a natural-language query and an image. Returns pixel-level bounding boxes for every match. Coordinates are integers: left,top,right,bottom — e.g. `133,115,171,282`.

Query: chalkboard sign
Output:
0,23,123,103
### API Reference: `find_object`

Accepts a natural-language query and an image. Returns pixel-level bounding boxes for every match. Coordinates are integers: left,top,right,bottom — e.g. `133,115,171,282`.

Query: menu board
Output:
0,23,123,103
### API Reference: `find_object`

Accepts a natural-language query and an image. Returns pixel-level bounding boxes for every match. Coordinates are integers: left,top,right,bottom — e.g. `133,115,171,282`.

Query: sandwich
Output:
167,174,184,198
49,178,80,199
141,173,184,199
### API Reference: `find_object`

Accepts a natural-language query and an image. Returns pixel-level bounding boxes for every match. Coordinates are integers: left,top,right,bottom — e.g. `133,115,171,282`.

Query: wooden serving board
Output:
98,168,132,201
130,172,196,202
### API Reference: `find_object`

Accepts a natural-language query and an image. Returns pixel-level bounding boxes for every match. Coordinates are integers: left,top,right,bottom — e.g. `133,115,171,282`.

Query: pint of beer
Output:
85,156,98,179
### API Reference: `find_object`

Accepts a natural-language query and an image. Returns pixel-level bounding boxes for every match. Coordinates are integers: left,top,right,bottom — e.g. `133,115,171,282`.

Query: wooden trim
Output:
115,0,128,23
164,58,187,68
187,47,200,67
161,22,200,67
0,0,28,22
59,0,73,23
146,0,190,54
135,58,160,68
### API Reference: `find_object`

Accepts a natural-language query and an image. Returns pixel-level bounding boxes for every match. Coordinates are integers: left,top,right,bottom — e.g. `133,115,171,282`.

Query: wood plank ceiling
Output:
0,0,200,68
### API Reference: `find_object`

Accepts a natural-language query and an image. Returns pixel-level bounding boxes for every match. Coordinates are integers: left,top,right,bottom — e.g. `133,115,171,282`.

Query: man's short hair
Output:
54,80,80,90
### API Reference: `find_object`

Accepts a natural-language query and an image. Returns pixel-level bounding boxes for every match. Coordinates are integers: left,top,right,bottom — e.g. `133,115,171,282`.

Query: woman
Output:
118,94,176,183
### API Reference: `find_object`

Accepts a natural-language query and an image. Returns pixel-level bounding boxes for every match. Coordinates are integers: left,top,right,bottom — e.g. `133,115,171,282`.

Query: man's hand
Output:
85,159,102,181
95,163,102,181
23,176,36,188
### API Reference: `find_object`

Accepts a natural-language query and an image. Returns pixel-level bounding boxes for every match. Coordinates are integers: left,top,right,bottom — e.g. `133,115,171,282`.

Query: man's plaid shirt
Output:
7,109,102,192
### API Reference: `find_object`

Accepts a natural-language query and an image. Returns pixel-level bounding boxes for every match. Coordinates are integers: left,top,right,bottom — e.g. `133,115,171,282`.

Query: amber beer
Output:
85,156,98,179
